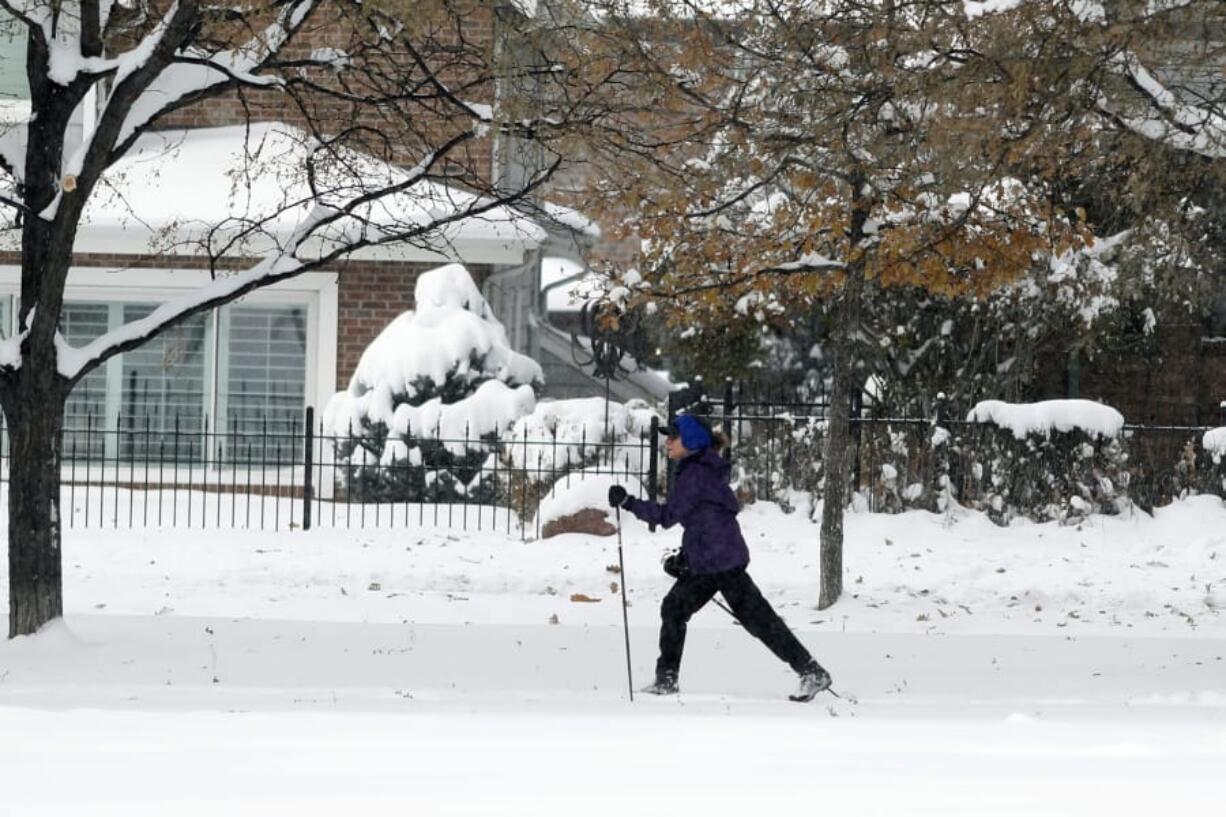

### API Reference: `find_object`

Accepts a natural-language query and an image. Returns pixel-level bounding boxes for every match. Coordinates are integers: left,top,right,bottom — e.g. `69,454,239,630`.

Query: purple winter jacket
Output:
624,448,750,575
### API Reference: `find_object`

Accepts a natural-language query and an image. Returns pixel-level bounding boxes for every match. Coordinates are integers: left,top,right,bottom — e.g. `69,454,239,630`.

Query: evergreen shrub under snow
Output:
323,266,666,510
323,263,542,502
957,403,1131,524
856,399,1132,523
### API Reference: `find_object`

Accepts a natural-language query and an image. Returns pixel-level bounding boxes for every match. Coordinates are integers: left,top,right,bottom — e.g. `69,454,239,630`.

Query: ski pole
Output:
712,596,739,621
616,505,634,701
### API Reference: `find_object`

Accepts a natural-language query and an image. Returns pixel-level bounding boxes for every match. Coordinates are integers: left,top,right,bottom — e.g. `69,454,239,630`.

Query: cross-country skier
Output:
608,413,833,701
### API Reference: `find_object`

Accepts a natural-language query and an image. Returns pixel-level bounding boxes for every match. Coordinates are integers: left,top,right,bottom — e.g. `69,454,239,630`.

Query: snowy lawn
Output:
2,496,1225,814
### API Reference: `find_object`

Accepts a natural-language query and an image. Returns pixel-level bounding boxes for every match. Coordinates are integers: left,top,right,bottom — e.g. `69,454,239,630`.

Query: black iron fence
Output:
670,380,1226,519
1,391,1223,532
0,409,663,536
851,417,1226,518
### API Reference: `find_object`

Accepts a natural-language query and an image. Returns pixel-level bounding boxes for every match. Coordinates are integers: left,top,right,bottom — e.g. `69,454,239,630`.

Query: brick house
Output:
1035,322,1226,426
0,4,669,455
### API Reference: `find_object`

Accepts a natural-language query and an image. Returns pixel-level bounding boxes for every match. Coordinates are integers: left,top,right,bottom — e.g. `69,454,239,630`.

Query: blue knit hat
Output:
665,414,712,451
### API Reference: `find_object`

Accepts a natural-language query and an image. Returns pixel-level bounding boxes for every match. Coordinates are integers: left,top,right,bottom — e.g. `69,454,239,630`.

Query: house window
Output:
218,304,307,463
0,263,335,460
222,304,306,429
61,302,111,460
0,14,30,128
119,305,210,461
60,300,306,461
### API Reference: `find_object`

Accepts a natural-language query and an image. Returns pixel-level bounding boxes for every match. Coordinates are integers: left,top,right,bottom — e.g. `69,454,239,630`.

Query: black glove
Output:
608,485,629,508
663,552,688,579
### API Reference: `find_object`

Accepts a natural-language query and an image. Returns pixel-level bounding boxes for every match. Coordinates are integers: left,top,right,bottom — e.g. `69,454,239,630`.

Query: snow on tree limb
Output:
959,0,1226,159
0,124,27,185
45,123,552,384
38,0,321,221
1101,50,1226,159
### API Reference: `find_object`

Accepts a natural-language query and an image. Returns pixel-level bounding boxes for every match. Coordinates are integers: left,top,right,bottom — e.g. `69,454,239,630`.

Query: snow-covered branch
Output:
38,0,323,222
52,122,553,383
110,0,316,144
1101,51,1226,159
54,215,318,382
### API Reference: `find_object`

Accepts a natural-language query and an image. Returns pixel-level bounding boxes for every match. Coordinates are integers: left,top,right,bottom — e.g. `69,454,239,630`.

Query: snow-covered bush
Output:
857,421,951,514
1149,427,1226,508
323,263,542,502
503,397,662,520
959,400,1130,525
712,396,1226,522
724,415,825,514
851,400,1132,523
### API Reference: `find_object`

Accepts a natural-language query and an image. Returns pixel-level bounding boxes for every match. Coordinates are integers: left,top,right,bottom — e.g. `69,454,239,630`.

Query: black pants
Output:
655,568,815,681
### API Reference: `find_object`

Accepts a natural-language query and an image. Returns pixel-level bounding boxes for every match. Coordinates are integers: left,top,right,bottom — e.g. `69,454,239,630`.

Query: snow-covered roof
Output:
542,256,603,312
518,200,601,242
70,123,549,265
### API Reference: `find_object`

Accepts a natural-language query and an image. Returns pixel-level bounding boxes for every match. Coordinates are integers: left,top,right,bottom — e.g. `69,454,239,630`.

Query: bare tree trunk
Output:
818,187,869,611
818,277,862,610
5,389,66,637
819,349,848,608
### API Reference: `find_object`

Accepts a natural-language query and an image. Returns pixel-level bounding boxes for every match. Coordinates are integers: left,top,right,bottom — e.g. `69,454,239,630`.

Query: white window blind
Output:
221,304,307,462
61,302,110,459
0,15,29,103
119,305,209,460
57,300,308,462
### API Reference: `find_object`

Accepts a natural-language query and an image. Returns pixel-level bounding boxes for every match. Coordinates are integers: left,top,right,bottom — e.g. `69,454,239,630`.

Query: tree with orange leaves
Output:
581,0,1095,608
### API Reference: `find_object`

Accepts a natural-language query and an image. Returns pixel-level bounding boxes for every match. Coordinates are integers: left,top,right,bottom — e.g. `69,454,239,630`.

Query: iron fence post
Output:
723,377,735,463
647,415,659,532
850,389,863,492
303,406,314,531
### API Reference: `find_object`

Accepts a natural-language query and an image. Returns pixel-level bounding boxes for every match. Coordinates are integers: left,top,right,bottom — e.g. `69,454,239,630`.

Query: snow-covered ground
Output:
3,495,1225,815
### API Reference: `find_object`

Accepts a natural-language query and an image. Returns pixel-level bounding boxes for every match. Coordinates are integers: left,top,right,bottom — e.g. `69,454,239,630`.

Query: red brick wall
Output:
332,258,491,385
1035,323,1226,426
153,3,497,180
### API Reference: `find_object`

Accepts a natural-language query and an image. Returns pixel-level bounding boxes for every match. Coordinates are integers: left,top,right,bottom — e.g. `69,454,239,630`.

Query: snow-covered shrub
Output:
959,399,1130,525
729,415,825,514
856,421,952,514
503,397,662,521
1144,427,1226,509
323,263,542,502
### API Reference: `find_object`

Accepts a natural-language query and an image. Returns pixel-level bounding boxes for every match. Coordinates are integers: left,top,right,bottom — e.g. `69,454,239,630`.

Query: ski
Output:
789,685,841,703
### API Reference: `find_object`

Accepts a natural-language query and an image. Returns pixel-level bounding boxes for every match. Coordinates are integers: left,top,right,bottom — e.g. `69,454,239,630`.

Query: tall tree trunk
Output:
6,388,67,637
818,271,863,610
6,49,78,638
818,182,870,611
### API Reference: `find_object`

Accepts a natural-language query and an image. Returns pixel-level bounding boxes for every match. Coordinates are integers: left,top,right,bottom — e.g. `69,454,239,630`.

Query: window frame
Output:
0,264,339,437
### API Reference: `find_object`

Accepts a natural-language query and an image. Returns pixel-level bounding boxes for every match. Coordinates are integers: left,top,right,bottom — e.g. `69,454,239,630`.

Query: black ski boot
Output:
642,672,679,695
789,662,832,702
